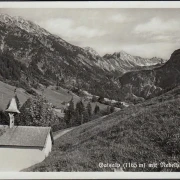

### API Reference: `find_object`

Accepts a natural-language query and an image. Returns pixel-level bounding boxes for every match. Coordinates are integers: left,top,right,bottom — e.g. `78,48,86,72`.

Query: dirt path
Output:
53,127,75,140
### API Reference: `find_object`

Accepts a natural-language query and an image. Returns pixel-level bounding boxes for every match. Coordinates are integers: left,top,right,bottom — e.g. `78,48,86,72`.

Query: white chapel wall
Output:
43,133,52,157
0,146,45,171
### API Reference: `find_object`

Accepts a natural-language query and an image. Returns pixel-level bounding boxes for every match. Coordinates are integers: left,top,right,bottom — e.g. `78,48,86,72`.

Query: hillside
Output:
119,49,180,100
0,13,165,100
25,86,180,172
0,81,29,110
0,80,108,118
0,14,119,99
1,12,179,173
103,51,165,73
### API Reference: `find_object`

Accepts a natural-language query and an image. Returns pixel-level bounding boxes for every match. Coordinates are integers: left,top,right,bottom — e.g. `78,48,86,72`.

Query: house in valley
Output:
0,96,54,171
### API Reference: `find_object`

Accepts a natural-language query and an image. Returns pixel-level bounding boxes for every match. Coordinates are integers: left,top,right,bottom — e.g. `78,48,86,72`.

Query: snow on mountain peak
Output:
0,13,50,36
0,13,166,75
114,50,128,55
84,47,99,57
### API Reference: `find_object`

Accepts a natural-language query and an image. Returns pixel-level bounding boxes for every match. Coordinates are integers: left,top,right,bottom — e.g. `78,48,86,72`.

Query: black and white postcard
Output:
0,1,179,179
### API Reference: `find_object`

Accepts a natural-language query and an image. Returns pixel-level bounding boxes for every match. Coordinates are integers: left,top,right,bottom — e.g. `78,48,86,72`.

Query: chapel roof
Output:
0,125,53,147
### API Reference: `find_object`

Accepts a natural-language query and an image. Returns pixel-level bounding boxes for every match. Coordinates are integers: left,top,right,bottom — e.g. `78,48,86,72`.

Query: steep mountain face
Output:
0,14,122,99
0,13,166,100
102,51,165,73
119,49,180,100
82,48,165,77
83,47,100,57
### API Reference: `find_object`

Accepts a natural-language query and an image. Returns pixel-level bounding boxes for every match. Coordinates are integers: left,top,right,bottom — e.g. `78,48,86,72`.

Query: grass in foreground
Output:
25,86,180,172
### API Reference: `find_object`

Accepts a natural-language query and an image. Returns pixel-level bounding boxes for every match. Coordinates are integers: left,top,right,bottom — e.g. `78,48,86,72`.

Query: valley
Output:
0,80,109,118
0,11,179,173
0,13,166,101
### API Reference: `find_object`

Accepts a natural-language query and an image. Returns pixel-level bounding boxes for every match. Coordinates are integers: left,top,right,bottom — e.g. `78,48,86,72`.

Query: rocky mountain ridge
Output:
102,51,165,73
119,49,180,100
0,13,120,99
0,13,168,101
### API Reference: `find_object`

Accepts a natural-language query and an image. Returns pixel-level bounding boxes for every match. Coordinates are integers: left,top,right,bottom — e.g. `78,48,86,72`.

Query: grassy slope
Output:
25,86,180,172
0,81,29,110
0,81,107,116
33,86,108,111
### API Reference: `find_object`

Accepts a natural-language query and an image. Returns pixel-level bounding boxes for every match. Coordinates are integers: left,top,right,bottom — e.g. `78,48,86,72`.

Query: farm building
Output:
0,96,54,171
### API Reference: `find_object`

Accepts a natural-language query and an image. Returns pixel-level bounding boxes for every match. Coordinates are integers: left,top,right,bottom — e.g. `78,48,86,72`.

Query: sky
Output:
0,8,180,59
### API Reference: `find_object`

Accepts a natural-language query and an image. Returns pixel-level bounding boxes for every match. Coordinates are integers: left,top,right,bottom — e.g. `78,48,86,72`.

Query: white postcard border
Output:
0,1,179,179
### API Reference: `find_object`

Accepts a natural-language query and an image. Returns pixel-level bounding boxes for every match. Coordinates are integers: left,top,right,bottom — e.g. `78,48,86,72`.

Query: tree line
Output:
0,95,66,132
0,94,115,132
64,98,115,128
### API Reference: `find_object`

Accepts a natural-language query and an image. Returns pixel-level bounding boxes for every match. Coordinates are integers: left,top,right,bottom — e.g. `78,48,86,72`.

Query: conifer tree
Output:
83,107,89,123
92,95,97,102
94,104,100,114
64,108,70,127
64,98,75,127
0,109,8,125
110,105,115,113
87,102,92,117
106,105,111,115
79,100,85,125
75,100,85,125
69,98,75,126
74,107,81,126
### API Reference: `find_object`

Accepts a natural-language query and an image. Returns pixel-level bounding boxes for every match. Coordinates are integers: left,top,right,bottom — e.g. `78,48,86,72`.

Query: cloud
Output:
71,26,106,39
109,13,129,23
93,42,179,59
118,42,179,59
133,17,180,41
37,17,107,40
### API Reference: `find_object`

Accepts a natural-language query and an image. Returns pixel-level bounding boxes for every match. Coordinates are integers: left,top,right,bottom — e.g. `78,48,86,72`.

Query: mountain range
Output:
119,49,180,100
1,13,180,173
0,13,178,102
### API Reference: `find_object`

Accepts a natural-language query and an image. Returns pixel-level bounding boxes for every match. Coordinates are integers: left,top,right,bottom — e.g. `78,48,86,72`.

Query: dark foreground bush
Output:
16,95,66,131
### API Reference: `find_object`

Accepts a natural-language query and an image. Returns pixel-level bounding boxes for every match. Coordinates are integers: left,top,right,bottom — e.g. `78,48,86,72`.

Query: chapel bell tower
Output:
5,97,20,128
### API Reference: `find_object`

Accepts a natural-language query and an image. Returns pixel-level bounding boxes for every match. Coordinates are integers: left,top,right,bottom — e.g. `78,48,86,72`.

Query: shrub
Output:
26,88,37,96
110,105,115,113
0,110,9,125
92,95,97,102
16,95,65,131
98,96,104,103
86,102,92,117
94,104,100,114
